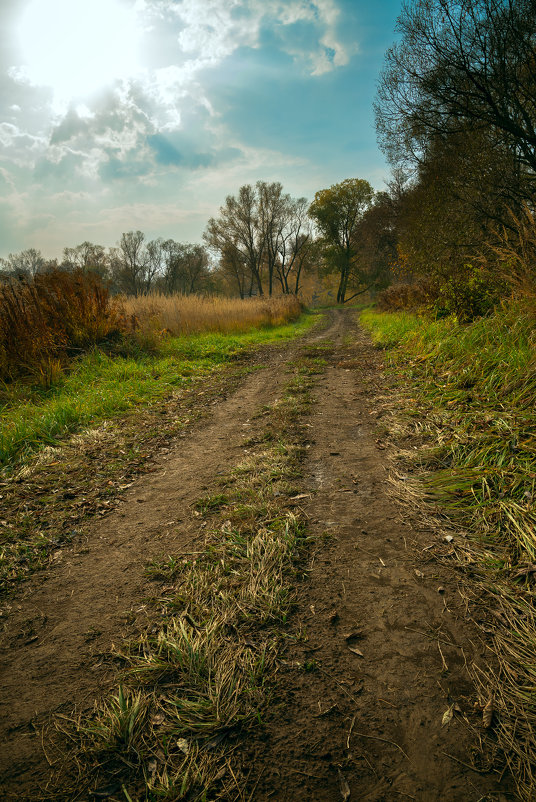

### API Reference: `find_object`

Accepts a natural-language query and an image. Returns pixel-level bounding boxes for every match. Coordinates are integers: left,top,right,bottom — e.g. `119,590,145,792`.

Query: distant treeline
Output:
0,179,395,303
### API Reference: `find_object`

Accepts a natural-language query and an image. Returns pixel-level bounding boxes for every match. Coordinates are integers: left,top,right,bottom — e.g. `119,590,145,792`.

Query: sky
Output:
0,0,402,260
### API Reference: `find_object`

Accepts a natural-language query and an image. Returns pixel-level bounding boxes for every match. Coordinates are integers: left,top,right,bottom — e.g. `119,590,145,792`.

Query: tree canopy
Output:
308,178,374,303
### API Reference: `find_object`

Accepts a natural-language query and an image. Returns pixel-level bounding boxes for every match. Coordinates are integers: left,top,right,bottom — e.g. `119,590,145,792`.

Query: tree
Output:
351,191,398,294
161,241,210,295
205,184,266,296
114,230,149,296
62,241,109,280
375,0,536,186
204,181,310,297
0,248,45,277
145,238,166,293
308,178,374,303
258,180,289,296
216,243,251,298
274,197,314,295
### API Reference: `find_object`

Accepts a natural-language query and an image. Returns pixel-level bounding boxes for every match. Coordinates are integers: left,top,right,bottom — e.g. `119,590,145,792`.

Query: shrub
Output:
0,269,124,383
376,279,435,312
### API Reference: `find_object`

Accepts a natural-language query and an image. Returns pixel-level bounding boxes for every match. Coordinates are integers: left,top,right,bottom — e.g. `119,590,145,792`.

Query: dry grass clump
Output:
0,270,124,384
376,279,435,312
120,292,302,336
489,204,536,300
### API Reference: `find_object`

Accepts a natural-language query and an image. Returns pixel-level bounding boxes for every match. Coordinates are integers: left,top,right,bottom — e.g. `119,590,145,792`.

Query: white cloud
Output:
0,0,363,256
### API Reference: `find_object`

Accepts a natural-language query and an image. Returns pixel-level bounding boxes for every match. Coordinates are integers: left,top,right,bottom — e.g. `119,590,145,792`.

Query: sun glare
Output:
17,0,142,102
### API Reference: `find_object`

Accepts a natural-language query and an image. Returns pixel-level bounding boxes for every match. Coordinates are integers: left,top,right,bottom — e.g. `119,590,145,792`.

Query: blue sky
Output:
0,0,402,259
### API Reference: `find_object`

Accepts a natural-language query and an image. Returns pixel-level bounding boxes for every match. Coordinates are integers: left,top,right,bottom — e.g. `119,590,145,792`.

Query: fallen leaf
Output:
290,493,310,501
151,713,165,726
483,697,494,728
344,631,363,641
348,645,364,658
177,738,190,754
337,768,351,801
442,705,454,726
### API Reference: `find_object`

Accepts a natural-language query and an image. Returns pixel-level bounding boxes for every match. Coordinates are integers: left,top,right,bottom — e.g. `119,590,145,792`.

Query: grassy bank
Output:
0,312,317,473
360,303,536,800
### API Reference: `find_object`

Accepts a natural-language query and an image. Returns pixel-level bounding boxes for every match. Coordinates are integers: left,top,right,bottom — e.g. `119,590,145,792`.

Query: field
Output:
0,285,304,472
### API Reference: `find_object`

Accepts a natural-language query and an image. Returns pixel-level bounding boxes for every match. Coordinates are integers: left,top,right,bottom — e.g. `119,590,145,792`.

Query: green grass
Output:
362,303,536,559
361,302,536,801
0,311,320,472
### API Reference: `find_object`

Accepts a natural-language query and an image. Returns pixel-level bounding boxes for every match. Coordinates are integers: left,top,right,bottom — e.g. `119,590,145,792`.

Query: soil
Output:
0,308,514,801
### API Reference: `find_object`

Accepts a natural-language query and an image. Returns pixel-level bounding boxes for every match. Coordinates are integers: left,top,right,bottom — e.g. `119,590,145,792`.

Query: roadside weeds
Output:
360,306,536,801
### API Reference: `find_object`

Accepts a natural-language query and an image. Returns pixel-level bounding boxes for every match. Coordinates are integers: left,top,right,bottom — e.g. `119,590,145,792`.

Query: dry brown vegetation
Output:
0,272,303,386
376,279,435,312
120,292,302,336
0,270,124,384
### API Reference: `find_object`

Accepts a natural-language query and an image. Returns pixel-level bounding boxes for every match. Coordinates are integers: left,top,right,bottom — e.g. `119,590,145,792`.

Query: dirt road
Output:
0,308,513,800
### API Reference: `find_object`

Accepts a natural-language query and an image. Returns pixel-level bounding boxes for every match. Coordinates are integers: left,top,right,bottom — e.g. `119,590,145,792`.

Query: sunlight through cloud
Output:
16,0,142,103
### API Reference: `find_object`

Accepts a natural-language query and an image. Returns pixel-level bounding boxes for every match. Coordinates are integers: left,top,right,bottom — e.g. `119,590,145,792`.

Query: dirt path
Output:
0,309,513,800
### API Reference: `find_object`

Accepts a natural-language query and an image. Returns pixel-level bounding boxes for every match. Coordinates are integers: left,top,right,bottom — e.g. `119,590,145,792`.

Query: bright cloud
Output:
15,0,142,106
0,0,394,258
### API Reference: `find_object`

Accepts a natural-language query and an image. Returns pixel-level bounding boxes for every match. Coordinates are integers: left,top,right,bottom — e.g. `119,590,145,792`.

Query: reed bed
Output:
0,270,124,384
361,302,536,800
120,292,302,336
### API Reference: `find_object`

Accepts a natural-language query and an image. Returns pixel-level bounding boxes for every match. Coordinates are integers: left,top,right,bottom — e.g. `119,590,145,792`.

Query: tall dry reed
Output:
119,293,302,336
0,270,124,384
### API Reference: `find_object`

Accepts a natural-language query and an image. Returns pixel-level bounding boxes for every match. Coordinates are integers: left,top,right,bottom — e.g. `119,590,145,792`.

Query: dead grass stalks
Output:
0,269,124,384
119,293,302,336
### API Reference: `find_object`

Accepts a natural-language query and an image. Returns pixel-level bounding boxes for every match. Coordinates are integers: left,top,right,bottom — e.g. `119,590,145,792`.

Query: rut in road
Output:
241,310,512,801
0,308,512,801
0,338,302,794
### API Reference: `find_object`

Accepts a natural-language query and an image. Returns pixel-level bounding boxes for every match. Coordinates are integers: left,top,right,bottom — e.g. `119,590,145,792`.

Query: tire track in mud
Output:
0,336,311,795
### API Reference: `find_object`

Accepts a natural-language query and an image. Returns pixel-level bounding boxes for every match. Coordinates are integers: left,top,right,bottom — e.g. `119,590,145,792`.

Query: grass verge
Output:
360,302,536,801
47,349,325,801
0,312,321,598
0,312,317,473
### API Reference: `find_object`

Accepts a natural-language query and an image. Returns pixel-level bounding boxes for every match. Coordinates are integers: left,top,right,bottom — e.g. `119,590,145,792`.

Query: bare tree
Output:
62,241,109,279
0,248,45,278
160,241,210,295
145,238,166,293
204,184,267,296
115,230,148,296
274,197,313,294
